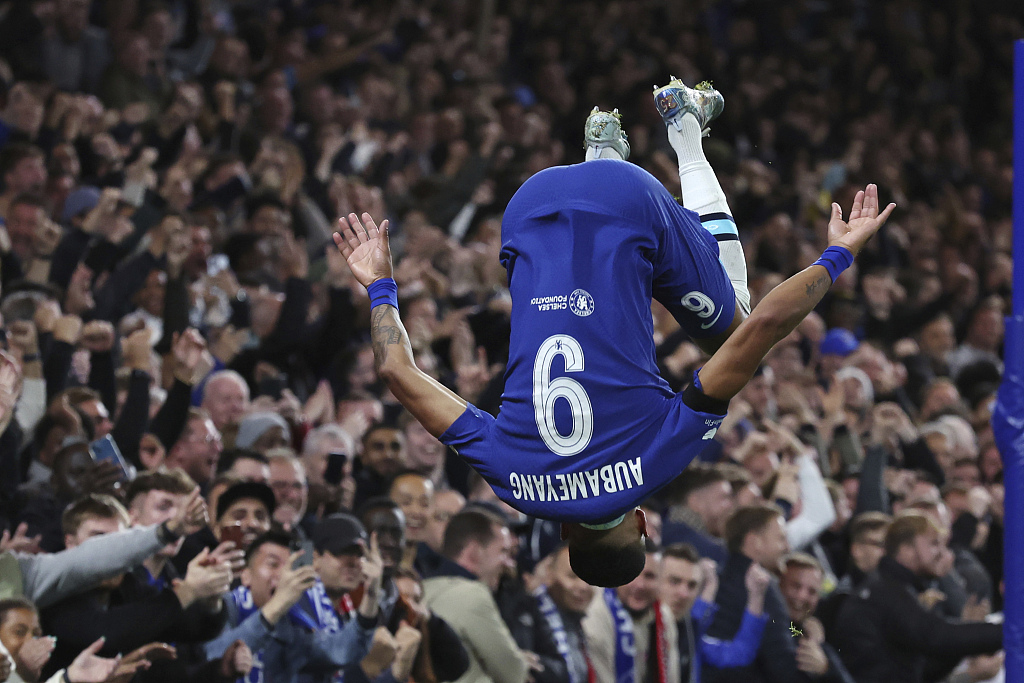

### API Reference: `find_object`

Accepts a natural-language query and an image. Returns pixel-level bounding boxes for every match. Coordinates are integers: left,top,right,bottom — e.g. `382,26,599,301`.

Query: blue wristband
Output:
366,278,399,310
812,246,854,283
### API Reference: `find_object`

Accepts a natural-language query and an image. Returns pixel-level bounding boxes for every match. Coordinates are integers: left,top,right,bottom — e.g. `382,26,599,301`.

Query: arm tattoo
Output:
370,305,405,371
805,274,829,298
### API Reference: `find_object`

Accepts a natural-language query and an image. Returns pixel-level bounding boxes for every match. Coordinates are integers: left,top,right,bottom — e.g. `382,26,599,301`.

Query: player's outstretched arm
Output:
697,184,895,402
334,213,468,437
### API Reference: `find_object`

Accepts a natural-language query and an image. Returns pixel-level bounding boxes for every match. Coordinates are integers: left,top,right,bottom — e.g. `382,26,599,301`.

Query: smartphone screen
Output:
91,435,133,480
293,540,315,568
324,451,347,486
257,375,287,401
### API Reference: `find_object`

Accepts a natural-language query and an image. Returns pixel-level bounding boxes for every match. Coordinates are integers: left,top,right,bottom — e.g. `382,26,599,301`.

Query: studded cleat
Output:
652,77,724,136
583,107,630,160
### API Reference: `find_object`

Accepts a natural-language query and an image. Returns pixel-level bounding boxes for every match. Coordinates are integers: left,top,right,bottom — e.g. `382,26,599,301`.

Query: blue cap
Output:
62,186,101,223
819,328,859,357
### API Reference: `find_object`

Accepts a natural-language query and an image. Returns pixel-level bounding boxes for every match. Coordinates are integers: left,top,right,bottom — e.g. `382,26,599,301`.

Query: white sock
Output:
585,146,624,161
668,114,750,315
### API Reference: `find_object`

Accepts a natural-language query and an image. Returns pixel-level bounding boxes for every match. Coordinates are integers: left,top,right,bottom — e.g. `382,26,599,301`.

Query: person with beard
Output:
662,465,734,564
583,542,679,683
39,495,242,680
777,554,853,683
660,544,769,683
353,424,408,510
833,512,1002,683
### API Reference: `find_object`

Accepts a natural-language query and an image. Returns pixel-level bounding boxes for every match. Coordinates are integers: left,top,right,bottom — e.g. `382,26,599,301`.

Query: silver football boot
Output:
652,77,724,136
583,107,630,160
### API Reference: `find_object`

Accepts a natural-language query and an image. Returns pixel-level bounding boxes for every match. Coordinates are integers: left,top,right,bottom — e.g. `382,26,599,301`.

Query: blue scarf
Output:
534,585,582,683
230,580,342,683
603,588,636,683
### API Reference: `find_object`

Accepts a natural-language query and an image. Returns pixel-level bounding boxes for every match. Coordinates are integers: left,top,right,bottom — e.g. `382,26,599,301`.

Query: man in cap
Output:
173,480,276,574
235,412,291,452
214,482,275,552
818,328,859,384
312,514,369,611
311,514,430,683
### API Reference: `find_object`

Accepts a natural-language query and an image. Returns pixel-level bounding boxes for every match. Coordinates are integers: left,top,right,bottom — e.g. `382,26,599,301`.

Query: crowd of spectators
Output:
0,0,1019,682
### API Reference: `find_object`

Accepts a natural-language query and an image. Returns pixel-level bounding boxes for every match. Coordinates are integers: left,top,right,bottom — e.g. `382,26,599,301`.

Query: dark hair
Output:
0,597,36,626
724,503,784,554
663,542,701,564
361,421,402,446
442,509,504,559
62,494,131,537
245,529,297,564
32,412,66,454
356,495,404,533
668,463,728,505
245,192,287,221
0,143,43,177
355,495,400,519
174,407,212,446
217,448,270,474
569,535,646,588
9,193,46,211
125,467,197,506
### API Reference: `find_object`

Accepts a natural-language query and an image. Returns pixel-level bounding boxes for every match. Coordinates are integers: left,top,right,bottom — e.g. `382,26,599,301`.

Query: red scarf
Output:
652,601,670,683
335,592,356,619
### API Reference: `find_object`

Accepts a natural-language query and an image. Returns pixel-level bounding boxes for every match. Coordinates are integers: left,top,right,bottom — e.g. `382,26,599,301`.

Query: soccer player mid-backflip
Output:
333,79,895,587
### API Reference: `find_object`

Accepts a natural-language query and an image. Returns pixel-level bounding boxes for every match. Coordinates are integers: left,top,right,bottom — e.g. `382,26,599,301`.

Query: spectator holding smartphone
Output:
205,528,381,683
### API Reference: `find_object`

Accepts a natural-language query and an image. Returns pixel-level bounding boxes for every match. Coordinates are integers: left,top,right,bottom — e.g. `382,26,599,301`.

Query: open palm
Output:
333,212,393,288
827,184,896,256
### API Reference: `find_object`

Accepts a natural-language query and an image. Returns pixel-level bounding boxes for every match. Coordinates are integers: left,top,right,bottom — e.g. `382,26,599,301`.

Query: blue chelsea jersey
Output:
439,160,734,523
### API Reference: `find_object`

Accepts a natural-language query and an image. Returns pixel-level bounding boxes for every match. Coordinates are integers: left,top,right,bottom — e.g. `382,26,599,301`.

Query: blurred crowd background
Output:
0,0,1020,682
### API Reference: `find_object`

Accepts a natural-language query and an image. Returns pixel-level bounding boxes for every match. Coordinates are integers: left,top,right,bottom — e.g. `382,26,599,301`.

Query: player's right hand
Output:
334,212,393,287
826,183,896,256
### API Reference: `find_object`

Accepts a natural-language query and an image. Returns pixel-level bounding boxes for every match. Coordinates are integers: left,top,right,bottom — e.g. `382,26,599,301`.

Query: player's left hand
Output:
334,212,393,287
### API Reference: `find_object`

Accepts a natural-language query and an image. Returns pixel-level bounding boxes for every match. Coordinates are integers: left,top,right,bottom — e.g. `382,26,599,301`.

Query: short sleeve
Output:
650,197,736,338
439,403,497,463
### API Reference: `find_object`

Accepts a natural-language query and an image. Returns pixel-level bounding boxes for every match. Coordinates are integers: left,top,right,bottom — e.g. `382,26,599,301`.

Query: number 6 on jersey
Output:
533,334,593,456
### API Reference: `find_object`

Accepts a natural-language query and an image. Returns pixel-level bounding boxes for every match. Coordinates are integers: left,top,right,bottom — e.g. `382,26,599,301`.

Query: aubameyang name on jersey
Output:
530,295,568,311
508,457,644,502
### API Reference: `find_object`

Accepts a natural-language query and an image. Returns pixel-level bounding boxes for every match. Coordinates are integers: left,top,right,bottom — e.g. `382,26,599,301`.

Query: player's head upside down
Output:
562,508,649,587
